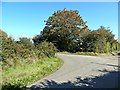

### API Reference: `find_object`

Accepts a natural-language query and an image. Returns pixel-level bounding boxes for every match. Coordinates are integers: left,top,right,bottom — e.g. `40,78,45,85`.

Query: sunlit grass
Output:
2,57,63,89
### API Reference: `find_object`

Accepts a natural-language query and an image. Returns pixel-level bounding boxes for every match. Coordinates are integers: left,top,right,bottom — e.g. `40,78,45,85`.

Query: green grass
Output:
75,52,99,56
2,57,63,89
61,51,98,56
61,51,114,56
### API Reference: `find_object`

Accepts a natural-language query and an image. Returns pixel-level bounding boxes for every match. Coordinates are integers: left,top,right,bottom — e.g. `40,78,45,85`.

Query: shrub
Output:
1,30,58,69
35,41,58,58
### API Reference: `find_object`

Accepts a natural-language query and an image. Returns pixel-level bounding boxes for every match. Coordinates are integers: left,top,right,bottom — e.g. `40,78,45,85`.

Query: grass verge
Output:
61,51,115,56
2,57,63,90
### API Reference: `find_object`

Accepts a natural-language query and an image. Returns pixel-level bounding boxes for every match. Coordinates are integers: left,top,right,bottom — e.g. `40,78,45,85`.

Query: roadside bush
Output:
1,30,58,69
35,41,58,58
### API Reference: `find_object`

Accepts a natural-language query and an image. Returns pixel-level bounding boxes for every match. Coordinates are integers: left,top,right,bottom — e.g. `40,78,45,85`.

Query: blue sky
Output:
2,2,118,40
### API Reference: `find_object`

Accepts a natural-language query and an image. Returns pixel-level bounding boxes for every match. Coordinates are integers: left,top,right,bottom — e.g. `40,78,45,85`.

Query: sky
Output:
1,2,118,40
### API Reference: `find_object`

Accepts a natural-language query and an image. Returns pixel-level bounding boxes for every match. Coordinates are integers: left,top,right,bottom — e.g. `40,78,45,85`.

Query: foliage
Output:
1,30,57,69
35,41,58,58
33,9,119,53
17,37,34,49
81,26,118,53
1,29,61,89
33,9,88,52
2,57,63,90
1,8,119,89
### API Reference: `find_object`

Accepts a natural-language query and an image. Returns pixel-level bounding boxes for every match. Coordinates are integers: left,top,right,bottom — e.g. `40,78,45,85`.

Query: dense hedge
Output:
0,30,57,69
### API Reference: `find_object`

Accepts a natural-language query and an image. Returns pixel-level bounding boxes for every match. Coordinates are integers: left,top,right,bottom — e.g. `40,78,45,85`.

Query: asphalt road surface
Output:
27,53,119,89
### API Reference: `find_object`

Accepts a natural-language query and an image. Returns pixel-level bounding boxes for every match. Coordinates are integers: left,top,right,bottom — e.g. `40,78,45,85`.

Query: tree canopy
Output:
33,9,119,53
33,9,89,52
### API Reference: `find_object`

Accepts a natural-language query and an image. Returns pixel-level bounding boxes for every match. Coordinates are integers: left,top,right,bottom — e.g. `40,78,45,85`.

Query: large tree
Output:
33,9,88,52
83,26,116,53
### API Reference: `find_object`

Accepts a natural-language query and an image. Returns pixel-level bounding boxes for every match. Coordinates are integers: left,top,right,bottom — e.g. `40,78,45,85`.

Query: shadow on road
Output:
90,62,119,68
28,70,119,89
2,70,119,90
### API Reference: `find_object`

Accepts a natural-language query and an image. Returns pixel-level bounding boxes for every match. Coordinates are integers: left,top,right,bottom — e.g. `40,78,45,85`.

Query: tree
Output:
83,26,115,53
17,37,34,49
33,9,88,52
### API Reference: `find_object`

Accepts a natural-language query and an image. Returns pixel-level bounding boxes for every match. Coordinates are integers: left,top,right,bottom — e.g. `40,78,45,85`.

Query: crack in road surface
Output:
27,53,119,89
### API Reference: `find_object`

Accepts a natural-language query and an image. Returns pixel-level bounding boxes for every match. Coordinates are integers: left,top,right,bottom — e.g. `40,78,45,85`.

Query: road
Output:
27,53,119,89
